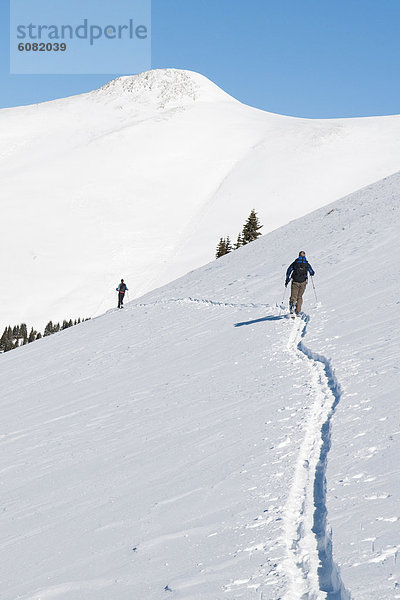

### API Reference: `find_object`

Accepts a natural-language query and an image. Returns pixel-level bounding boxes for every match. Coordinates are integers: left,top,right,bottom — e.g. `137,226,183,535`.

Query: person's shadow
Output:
234,315,287,327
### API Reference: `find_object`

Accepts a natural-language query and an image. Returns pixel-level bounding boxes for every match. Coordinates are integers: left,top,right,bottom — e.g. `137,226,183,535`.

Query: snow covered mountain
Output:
1,68,400,330
1,171,399,599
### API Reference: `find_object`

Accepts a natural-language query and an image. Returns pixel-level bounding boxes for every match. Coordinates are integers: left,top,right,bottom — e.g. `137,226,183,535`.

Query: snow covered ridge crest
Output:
94,68,236,109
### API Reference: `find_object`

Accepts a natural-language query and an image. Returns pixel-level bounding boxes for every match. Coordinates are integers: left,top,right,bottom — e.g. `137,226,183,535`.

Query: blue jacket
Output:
285,256,315,285
116,283,128,292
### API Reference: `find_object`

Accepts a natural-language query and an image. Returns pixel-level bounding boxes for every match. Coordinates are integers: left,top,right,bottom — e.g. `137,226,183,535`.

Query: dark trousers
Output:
118,292,125,308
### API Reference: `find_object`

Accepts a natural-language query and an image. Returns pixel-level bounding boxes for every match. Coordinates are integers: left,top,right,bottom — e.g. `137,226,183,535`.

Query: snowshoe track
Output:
135,296,271,310
283,315,351,600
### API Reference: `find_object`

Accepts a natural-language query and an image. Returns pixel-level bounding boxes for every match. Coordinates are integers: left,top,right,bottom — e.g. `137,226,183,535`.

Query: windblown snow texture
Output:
2,68,400,329
0,173,399,599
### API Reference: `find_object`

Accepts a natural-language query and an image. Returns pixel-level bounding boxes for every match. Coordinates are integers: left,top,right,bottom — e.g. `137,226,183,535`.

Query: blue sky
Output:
1,0,400,117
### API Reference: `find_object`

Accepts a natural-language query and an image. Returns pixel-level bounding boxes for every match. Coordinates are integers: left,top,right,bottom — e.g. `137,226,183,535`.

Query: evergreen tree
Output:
5,338,13,351
216,238,227,259
20,323,28,344
36,332,42,340
0,326,14,352
241,209,263,245
4,334,13,352
28,327,37,343
234,233,243,249
0,328,8,352
216,237,233,258
44,321,53,337
1,327,14,352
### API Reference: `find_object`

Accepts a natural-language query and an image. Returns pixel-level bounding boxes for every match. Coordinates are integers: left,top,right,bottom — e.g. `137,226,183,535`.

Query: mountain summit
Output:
94,69,235,109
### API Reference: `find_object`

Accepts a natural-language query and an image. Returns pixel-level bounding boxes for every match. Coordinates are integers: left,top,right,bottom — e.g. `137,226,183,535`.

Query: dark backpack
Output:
119,283,127,293
292,260,308,283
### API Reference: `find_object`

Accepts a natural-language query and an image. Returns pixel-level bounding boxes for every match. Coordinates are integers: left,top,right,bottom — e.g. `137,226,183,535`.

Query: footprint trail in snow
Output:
283,315,350,600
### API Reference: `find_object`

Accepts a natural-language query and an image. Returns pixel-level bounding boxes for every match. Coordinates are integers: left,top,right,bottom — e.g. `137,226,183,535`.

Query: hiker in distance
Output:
285,251,315,315
116,279,128,309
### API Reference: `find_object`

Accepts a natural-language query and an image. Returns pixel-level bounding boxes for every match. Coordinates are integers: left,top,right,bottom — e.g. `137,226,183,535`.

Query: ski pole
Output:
310,276,318,303
279,285,287,310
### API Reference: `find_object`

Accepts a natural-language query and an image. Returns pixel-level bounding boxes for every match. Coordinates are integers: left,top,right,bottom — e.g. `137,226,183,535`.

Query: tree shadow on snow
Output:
234,315,287,327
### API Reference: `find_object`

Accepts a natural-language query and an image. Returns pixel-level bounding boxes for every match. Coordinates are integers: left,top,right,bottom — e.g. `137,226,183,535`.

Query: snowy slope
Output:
2,68,400,330
1,172,399,599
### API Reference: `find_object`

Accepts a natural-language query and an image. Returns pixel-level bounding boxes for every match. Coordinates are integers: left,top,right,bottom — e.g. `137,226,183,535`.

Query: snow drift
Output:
1,171,399,599
1,68,400,329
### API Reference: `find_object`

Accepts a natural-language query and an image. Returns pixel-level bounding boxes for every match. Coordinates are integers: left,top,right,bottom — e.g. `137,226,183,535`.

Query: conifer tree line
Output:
0,318,89,354
216,209,263,259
